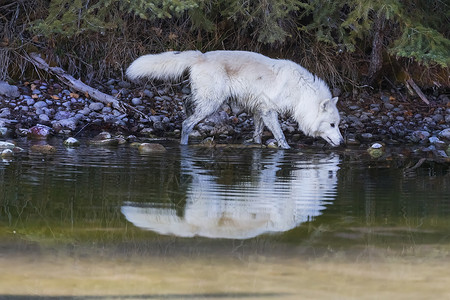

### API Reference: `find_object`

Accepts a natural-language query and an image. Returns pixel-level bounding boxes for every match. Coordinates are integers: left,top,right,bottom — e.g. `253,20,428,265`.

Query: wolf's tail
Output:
126,51,202,81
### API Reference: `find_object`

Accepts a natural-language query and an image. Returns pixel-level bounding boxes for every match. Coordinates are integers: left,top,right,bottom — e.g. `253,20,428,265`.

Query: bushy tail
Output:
126,51,202,81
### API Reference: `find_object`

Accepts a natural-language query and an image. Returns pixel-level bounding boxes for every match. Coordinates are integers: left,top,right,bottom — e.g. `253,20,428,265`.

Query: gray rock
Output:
56,118,78,130
28,124,52,139
360,133,373,140
54,111,74,120
79,107,91,115
34,101,47,109
89,102,104,111
39,114,50,122
106,79,116,85
149,115,162,123
380,95,390,102
63,137,80,147
1,149,14,158
118,81,131,88
0,108,10,118
143,89,154,98
432,114,444,122
0,81,20,98
138,143,166,154
102,107,112,114
0,141,15,150
132,98,142,105
0,127,8,137
384,103,395,110
438,128,450,140
153,121,164,131
410,130,430,143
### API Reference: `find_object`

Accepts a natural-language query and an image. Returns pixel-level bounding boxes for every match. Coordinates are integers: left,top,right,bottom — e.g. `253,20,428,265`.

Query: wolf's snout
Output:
326,133,345,147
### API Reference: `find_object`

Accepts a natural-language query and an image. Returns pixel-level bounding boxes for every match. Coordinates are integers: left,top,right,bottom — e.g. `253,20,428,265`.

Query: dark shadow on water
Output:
0,293,288,299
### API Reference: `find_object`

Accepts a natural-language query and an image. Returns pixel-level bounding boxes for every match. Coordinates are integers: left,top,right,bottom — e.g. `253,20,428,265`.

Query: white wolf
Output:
126,50,344,148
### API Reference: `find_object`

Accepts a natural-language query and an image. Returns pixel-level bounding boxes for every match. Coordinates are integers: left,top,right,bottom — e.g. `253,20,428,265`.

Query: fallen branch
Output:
26,52,146,117
405,78,430,105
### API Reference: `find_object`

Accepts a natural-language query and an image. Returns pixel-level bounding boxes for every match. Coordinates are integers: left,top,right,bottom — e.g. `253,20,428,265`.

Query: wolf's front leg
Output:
261,111,290,149
252,113,264,144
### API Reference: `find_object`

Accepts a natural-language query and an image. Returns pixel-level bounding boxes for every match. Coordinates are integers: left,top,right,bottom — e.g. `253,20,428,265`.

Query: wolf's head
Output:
313,97,344,147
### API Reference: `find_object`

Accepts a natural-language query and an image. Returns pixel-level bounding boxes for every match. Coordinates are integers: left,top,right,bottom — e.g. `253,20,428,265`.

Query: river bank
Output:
0,78,449,159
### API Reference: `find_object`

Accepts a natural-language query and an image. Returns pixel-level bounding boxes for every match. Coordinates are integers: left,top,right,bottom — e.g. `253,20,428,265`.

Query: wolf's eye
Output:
330,123,335,128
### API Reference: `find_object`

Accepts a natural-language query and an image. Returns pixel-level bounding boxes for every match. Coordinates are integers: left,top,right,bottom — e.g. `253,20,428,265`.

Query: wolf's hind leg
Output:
180,99,224,145
180,114,203,145
261,111,290,149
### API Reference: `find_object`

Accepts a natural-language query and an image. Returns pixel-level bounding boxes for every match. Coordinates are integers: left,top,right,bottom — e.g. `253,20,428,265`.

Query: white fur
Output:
127,50,344,148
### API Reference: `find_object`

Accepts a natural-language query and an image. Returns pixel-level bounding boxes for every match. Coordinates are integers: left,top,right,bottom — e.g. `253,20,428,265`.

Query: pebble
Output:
138,143,166,154
39,114,50,122
28,124,52,139
367,143,384,158
0,141,16,150
132,98,142,105
63,137,80,146
438,128,450,140
34,101,47,109
1,149,14,158
89,102,104,111
30,144,56,154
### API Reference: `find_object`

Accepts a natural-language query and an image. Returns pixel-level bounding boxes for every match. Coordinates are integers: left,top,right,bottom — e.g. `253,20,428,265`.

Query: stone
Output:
367,143,384,158
384,103,394,110
1,149,14,158
30,144,57,154
118,80,131,88
34,101,48,109
88,132,119,146
54,111,74,120
63,137,80,147
360,133,373,141
132,98,142,105
438,128,450,141
88,138,119,146
39,114,50,122
0,108,10,118
143,89,154,98
410,130,431,143
0,127,9,138
89,102,105,111
0,81,20,98
0,141,16,150
138,143,166,154
28,124,52,139
140,127,156,137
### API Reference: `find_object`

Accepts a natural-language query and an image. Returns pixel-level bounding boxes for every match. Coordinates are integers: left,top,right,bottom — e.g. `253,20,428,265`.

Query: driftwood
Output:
27,53,145,116
406,78,430,106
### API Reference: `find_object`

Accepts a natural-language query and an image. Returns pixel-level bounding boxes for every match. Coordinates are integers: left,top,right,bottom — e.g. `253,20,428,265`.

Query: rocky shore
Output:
0,78,449,159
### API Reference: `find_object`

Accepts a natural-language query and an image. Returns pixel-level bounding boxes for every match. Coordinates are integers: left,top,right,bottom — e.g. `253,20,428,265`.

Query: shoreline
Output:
0,78,449,160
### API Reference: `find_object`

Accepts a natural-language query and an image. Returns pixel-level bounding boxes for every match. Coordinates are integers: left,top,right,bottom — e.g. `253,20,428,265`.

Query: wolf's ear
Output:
320,99,331,111
331,97,339,104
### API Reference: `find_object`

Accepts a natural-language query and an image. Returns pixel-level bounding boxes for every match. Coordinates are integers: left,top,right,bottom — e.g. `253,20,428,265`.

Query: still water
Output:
1,139,449,299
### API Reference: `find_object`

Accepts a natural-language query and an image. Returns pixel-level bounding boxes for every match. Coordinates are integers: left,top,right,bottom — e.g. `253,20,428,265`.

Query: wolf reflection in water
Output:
122,150,340,239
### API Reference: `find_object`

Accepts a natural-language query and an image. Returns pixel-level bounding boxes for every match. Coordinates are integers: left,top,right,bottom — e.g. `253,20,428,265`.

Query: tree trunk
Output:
367,15,385,85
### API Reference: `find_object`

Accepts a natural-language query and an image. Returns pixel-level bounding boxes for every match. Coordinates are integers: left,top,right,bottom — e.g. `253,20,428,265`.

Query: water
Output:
1,139,450,299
